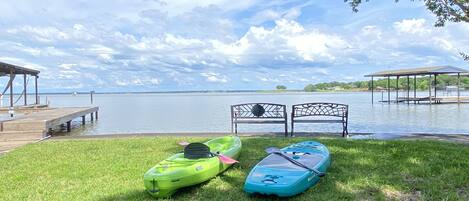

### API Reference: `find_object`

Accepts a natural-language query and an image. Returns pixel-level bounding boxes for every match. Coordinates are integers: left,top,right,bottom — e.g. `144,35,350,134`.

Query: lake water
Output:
39,91,469,135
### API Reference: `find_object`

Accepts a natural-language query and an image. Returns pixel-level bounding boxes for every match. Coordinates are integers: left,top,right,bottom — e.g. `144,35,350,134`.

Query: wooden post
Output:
66,121,71,132
434,74,437,100
428,75,432,105
414,75,417,104
23,74,27,106
396,76,399,103
371,76,374,104
82,116,86,125
407,76,410,105
457,73,461,104
9,70,14,113
91,112,94,121
95,111,99,120
387,76,391,104
90,91,94,104
381,90,384,102
35,76,39,105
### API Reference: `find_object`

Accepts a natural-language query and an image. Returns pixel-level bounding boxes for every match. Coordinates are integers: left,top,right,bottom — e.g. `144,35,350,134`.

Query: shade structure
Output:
366,65,468,105
0,61,41,110
365,66,468,77
0,61,40,76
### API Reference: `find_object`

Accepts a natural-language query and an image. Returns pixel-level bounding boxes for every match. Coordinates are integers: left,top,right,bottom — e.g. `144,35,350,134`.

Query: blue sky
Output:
0,0,468,92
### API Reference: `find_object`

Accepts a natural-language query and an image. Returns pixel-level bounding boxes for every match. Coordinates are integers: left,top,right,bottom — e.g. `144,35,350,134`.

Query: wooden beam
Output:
82,116,86,125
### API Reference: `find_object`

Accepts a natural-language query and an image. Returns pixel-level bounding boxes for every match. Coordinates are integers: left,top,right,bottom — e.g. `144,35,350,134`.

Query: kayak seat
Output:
184,143,213,159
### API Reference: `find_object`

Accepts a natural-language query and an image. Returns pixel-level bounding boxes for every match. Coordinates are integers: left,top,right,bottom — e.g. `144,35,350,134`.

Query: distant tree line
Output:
276,85,287,90
304,75,469,92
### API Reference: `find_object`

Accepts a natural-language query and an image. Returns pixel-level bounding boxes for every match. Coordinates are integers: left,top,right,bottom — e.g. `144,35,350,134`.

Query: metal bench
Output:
231,103,288,136
291,103,349,137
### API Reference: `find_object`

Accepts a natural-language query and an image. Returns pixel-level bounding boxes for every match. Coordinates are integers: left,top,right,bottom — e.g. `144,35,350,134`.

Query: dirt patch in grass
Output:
382,186,421,201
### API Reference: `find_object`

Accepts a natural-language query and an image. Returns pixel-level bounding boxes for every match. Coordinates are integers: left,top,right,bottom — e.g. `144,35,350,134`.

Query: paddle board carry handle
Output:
266,147,325,177
261,178,277,184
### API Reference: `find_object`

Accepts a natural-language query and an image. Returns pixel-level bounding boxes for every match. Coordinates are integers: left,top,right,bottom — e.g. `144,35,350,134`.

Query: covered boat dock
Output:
0,61,99,154
365,66,469,104
0,61,40,108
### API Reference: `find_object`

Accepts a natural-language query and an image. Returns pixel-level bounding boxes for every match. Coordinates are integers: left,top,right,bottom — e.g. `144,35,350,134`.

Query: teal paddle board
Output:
244,141,330,197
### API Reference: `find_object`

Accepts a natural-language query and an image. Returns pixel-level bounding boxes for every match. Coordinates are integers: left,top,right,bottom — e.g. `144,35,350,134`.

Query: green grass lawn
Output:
1,137,469,201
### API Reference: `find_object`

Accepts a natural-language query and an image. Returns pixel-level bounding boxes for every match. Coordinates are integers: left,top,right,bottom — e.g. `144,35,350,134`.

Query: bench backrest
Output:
231,103,287,119
292,103,348,118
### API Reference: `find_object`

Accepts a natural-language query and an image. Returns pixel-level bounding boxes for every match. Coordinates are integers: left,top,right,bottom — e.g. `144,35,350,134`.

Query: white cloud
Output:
213,19,349,66
0,1,468,91
7,26,69,42
200,72,228,83
393,18,430,35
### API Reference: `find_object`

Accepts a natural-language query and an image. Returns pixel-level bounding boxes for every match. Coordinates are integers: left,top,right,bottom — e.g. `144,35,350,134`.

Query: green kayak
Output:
143,136,242,198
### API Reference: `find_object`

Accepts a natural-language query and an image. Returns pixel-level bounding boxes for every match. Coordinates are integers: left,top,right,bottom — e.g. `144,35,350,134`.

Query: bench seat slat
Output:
293,119,343,123
234,120,286,124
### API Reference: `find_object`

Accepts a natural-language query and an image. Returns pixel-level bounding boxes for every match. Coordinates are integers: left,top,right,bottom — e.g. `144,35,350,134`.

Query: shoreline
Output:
49,132,469,145
26,89,469,96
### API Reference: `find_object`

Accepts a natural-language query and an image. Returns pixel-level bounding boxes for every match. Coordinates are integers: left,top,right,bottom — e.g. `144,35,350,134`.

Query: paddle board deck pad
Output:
244,141,330,197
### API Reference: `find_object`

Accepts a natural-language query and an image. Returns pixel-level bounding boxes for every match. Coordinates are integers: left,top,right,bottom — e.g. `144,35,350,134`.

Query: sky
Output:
0,0,468,92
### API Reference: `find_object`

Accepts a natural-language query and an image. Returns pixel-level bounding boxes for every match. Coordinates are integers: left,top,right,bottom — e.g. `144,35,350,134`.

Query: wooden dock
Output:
0,107,98,154
380,96,469,104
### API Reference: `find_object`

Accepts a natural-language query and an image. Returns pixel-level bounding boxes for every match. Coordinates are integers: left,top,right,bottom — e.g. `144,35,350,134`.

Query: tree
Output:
344,0,469,62
276,85,287,90
304,84,318,92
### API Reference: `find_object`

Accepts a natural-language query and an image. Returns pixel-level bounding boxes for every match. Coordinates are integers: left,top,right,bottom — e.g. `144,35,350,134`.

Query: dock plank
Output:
0,107,98,154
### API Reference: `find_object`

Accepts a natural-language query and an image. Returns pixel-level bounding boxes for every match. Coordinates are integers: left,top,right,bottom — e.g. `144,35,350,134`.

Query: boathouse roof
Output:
0,61,40,76
365,66,468,77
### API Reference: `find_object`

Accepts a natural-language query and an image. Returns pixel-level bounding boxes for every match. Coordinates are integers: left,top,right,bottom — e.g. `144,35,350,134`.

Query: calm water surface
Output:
43,92,469,135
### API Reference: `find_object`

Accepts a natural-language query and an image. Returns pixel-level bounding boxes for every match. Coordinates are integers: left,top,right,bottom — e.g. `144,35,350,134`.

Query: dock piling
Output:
371,76,374,104
66,121,71,132
396,76,399,104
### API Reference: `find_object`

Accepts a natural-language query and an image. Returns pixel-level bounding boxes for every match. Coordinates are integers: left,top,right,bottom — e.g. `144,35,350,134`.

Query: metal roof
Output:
365,66,468,77
0,61,40,76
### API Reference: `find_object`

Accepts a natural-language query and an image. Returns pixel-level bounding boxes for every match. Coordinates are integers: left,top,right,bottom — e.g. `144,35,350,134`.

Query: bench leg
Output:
342,122,349,137
234,123,238,134
291,121,294,137
284,122,288,137
345,124,349,136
